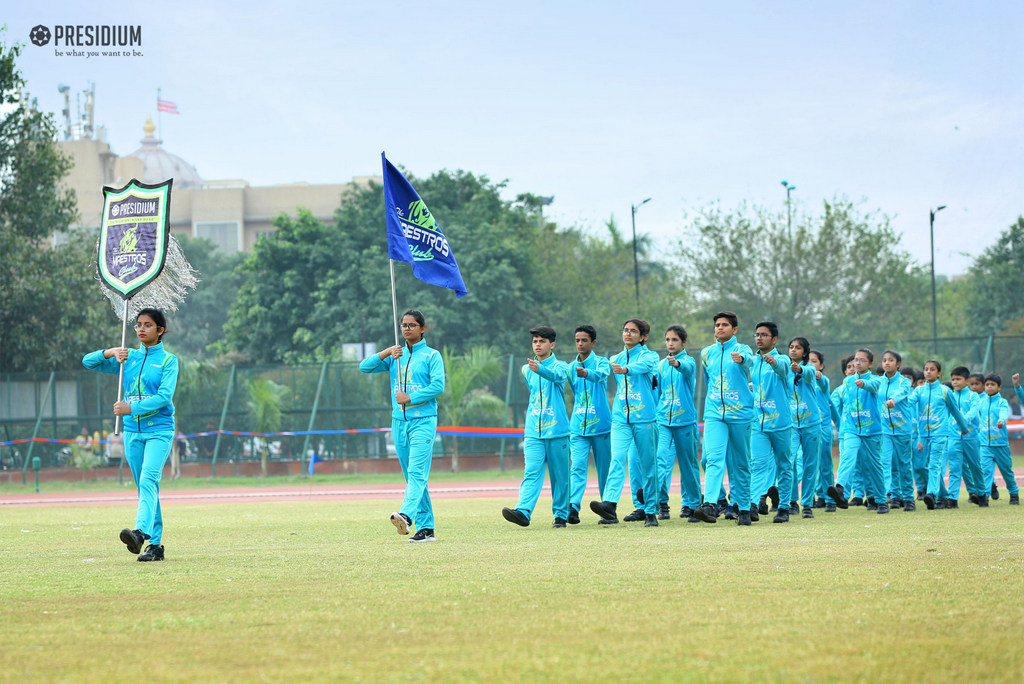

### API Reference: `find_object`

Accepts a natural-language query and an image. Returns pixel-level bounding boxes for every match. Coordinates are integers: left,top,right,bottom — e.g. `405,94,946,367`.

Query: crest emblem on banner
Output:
97,179,173,299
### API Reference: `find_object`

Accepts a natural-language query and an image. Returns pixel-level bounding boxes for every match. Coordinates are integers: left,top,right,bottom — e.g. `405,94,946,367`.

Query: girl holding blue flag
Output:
83,308,178,562
360,309,445,542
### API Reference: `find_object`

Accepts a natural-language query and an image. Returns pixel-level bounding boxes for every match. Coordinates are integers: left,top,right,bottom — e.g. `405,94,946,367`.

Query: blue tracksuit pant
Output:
923,436,950,497
703,420,751,511
793,425,821,507
913,439,930,495
515,436,570,520
818,426,835,502
847,434,885,503
883,434,914,501
605,422,658,514
657,424,701,510
395,417,437,530
982,445,1018,495
752,428,793,506
569,433,611,511
946,438,983,499
123,431,173,546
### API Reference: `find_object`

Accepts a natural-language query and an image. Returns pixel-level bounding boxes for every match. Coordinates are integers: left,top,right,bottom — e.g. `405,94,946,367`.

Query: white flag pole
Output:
114,298,130,435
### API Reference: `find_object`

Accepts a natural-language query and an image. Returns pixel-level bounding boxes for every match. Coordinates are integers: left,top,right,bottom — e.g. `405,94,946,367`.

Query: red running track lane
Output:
0,480,589,508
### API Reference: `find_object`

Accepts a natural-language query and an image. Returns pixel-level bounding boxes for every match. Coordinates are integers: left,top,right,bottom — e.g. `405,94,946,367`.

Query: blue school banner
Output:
382,153,467,298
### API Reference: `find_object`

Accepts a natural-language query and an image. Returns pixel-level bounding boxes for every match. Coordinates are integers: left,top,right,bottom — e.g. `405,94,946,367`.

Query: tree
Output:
168,236,246,358
438,346,503,472
248,377,288,477
965,217,1024,335
0,34,112,371
673,199,932,344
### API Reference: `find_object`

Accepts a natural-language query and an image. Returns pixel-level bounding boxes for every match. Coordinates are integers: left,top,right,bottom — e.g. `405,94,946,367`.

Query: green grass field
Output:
2,486,1023,682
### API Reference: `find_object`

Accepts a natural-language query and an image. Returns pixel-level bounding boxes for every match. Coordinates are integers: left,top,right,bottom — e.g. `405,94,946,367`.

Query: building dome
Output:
126,117,203,188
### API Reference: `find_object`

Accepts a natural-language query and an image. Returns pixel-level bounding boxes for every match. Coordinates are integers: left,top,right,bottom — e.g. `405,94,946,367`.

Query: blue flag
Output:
382,153,468,298
307,452,323,476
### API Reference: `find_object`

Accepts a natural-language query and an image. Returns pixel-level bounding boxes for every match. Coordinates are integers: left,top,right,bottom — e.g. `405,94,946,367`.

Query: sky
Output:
6,1,1023,276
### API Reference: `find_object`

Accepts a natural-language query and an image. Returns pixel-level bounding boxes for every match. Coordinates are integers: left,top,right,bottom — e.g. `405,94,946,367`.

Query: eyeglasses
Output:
400,323,420,329
622,328,640,335
134,323,156,330
753,333,771,338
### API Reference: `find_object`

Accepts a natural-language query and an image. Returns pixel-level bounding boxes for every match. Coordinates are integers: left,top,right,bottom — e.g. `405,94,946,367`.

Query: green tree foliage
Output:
965,217,1024,335
0,35,111,371
170,235,246,358
222,170,676,362
439,345,503,471
674,199,931,344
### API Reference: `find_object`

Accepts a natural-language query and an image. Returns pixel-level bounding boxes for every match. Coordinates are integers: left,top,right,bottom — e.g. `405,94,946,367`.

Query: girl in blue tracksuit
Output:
360,309,445,542
788,337,821,518
502,325,571,527
83,308,178,562
590,319,660,526
878,351,915,510
911,360,969,510
656,325,699,520
825,356,856,508
981,374,1018,505
809,351,836,510
695,312,755,525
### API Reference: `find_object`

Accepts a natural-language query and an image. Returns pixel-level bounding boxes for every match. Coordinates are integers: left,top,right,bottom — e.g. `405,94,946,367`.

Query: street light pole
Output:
781,180,796,237
782,180,797,311
630,197,652,312
929,205,947,354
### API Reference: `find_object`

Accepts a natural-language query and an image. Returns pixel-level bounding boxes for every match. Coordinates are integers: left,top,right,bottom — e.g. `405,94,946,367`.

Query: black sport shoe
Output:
827,485,848,509
825,502,837,512
502,507,530,526
923,493,936,510
789,501,799,515
658,503,670,520
120,528,145,555
693,502,717,523
623,509,646,522
567,505,580,525
849,497,864,507
724,504,739,521
644,514,659,527
737,509,751,526
410,528,436,542
866,496,877,511
945,499,958,509
597,517,619,525
758,495,769,516
552,518,567,529
767,485,780,511
390,512,412,535
590,500,618,522
991,483,1000,500
968,493,979,505
749,504,760,522
802,506,814,519
813,497,826,509
772,508,789,523
1010,493,1020,505
903,500,916,512
137,544,164,562
680,506,693,519
876,503,889,514
686,508,700,523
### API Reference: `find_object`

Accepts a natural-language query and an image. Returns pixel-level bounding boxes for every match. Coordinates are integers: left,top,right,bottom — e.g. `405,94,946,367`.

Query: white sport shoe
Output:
390,512,411,535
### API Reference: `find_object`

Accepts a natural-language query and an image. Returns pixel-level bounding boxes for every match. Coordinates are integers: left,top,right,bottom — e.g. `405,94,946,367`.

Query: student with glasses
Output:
82,308,178,562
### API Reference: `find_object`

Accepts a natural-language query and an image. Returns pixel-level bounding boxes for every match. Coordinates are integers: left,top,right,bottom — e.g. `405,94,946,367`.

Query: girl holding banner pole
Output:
360,309,445,543
83,308,179,562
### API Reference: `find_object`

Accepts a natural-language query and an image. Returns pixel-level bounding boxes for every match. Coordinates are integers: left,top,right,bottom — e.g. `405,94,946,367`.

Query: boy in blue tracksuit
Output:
878,351,915,511
825,356,855,509
945,367,983,508
566,325,612,524
590,319,661,527
83,308,178,562
911,360,969,510
694,312,755,526
360,309,445,542
503,326,571,527
828,349,890,513
788,337,821,519
749,322,794,523
656,325,700,521
982,374,1019,505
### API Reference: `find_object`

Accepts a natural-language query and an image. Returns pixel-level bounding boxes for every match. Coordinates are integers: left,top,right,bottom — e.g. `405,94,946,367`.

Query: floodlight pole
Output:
929,205,947,354
630,197,651,311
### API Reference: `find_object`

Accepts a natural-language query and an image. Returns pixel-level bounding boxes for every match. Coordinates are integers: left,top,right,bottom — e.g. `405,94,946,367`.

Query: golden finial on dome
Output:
143,116,156,137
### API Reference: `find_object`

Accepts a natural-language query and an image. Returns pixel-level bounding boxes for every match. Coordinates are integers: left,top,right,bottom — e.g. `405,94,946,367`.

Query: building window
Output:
194,221,241,254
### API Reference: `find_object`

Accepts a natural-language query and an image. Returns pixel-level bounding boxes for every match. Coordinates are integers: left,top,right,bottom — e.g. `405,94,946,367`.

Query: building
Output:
58,116,377,254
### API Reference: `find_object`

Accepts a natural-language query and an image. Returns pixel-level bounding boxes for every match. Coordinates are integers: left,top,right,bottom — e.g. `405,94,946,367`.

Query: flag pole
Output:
114,298,130,435
157,87,162,140
389,259,407,420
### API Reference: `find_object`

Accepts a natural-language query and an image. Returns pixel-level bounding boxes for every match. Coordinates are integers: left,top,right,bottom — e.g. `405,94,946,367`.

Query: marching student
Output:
965,373,990,502
655,325,700,522
878,351,915,511
694,312,755,526
749,322,794,523
83,308,178,562
945,367,984,508
825,355,856,509
590,319,661,527
828,349,889,514
911,360,969,510
789,337,821,519
977,374,1013,507
502,326,572,528
360,309,445,543
566,325,613,525
809,350,836,511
